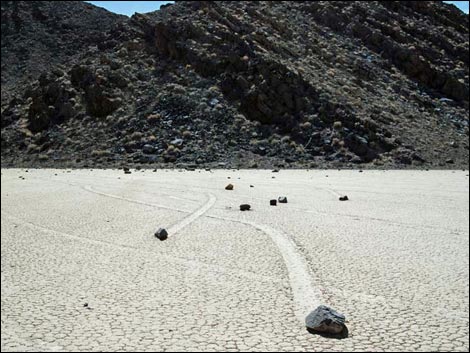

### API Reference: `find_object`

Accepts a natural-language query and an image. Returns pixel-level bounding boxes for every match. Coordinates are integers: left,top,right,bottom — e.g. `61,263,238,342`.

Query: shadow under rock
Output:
306,325,349,339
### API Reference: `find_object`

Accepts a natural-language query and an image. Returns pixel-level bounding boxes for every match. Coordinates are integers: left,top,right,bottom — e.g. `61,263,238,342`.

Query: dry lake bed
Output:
1,168,469,352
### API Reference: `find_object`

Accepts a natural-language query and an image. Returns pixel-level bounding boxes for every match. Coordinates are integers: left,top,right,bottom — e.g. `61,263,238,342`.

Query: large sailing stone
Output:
305,305,346,335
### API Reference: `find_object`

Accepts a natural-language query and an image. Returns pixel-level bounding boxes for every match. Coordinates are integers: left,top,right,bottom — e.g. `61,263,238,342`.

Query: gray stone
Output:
344,133,377,162
350,156,362,164
170,138,184,147
305,305,346,335
439,97,454,104
155,228,168,241
209,98,220,107
142,144,155,154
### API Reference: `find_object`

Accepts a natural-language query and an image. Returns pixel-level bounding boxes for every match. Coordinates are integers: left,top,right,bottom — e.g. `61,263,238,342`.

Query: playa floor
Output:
1,169,469,352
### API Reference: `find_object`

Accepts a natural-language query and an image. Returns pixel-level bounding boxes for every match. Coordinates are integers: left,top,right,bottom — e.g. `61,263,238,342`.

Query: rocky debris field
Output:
1,1,469,169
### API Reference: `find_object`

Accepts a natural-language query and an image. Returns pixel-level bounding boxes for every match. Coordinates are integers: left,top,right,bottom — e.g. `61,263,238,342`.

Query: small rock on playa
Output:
278,196,288,203
240,204,251,211
225,184,234,190
155,228,168,241
270,199,277,206
339,196,349,201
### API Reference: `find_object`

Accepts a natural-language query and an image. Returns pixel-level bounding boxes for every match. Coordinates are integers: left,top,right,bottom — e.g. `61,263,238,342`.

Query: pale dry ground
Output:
1,168,469,352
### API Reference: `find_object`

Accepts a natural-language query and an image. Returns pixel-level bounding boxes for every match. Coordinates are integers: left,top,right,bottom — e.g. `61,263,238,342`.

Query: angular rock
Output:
350,156,362,164
154,228,168,241
344,133,377,162
278,196,288,203
270,199,277,206
339,195,349,201
170,138,184,147
305,305,346,335
142,144,155,154
225,183,234,190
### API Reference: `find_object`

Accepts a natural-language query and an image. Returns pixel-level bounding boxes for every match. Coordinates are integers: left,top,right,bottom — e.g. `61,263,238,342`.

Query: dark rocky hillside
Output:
1,1,126,105
1,1,468,169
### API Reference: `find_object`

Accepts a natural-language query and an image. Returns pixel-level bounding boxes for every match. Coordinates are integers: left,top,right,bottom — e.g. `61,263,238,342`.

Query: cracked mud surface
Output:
1,168,469,351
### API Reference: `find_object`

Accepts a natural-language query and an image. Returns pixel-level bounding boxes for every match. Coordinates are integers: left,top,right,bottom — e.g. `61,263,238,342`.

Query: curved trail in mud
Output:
4,175,325,323
79,184,324,322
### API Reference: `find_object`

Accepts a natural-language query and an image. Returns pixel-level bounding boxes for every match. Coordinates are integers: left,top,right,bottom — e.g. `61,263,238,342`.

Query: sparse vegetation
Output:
0,1,468,169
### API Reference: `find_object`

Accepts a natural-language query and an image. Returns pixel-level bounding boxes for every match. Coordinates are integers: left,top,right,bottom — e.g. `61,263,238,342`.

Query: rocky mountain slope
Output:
1,1,469,169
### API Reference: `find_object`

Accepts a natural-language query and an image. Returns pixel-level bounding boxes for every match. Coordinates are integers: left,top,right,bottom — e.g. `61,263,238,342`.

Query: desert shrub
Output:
91,149,109,157
147,114,161,123
300,121,312,130
131,131,143,141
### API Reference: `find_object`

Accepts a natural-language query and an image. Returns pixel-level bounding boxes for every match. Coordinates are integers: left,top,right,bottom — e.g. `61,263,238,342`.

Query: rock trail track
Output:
15,175,324,322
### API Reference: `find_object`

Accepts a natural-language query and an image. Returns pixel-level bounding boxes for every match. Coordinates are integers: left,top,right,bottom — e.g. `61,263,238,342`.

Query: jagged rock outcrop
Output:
1,1,468,169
